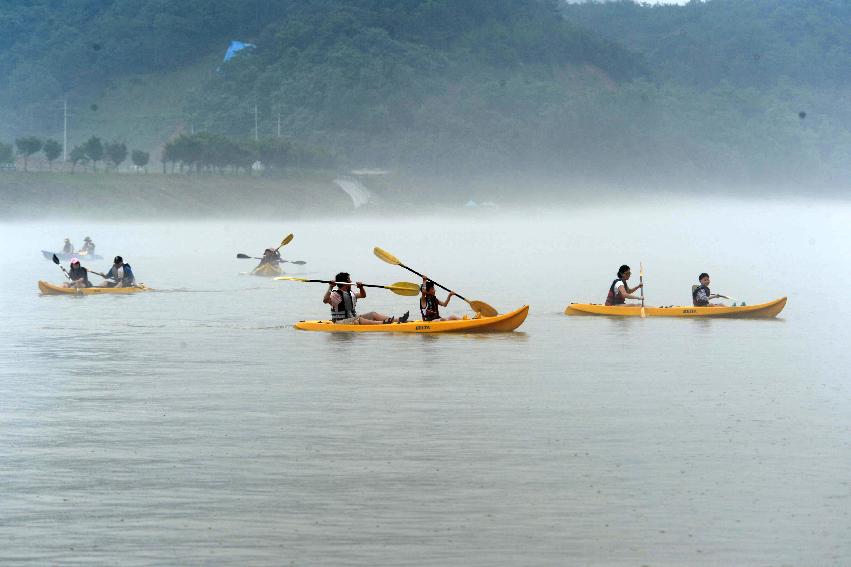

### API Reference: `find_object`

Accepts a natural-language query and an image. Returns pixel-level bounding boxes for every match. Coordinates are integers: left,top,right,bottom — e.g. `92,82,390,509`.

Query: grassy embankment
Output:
0,171,347,219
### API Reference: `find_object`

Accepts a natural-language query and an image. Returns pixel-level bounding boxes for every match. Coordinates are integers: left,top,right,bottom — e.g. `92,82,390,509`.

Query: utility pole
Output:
254,104,259,141
63,99,68,162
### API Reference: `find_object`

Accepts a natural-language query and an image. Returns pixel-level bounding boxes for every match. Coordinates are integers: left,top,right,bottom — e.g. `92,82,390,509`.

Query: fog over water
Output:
1,198,849,565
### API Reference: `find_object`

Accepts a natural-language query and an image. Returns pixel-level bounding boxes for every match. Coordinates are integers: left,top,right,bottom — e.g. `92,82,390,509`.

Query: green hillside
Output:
563,0,851,89
1,0,850,189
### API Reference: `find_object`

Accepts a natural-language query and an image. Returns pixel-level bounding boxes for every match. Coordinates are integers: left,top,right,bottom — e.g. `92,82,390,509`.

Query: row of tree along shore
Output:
0,133,334,175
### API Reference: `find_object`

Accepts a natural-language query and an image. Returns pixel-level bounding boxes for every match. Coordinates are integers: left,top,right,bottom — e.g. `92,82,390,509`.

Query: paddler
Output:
63,258,92,288
323,272,409,325
62,238,74,254
257,248,282,268
605,264,644,306
692,273,723,307
80,236,95,255
103,256,136,288
420,278,460,321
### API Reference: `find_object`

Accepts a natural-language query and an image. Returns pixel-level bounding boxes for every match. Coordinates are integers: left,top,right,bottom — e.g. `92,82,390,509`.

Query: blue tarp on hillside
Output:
223,40,256,62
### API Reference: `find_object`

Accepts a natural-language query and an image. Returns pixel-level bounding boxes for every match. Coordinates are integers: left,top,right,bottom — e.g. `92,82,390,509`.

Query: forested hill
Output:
0,0,645,175
562,0,851,90
1,0,850,189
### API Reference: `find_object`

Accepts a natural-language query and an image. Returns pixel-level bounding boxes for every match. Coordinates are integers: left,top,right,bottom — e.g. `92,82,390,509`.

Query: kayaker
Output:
420,278,460,321
693,273,723,307
103,256,136,288
80,237,95,255
605,264,643,305
258,248,282,267
63,258,92,288
323,272,409,325
62,238,74,254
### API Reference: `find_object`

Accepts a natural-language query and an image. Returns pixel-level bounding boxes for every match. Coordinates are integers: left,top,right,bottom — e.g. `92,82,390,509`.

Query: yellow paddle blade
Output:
273,276,308,282
279,234,294,248
373,246,401,265
640,262,644,277
387,281,421,296
469,300,498,317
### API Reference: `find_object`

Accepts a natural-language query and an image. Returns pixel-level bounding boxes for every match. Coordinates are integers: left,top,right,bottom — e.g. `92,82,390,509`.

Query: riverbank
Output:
0,171,353,220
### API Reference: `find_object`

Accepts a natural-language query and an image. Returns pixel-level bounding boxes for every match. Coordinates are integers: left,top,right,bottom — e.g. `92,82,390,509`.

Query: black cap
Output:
114,256,123,264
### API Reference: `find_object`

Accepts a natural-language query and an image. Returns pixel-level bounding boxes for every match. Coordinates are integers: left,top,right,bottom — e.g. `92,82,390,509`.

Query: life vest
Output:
330,289,357,321
421,294,440,321
692,284,710,306
68,266,91,287
605,278,626,306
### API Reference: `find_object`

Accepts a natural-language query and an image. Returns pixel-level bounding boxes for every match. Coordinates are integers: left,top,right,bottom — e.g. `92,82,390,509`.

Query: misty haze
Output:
1,1,848,565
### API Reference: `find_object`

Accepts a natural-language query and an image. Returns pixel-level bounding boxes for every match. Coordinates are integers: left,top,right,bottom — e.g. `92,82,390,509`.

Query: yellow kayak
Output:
295,305,529,333
249,263,283,277
564,297,786,318
38,281,152,295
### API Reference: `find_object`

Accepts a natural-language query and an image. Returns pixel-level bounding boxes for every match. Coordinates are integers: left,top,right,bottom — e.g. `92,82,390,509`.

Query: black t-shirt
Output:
69,266,91,286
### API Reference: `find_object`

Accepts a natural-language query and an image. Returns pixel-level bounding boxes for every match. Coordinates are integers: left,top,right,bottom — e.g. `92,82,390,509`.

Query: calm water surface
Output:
0,199,849,565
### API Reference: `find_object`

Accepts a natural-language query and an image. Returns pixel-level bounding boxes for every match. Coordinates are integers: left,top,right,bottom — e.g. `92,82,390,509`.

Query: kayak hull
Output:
249,263,283,277
295,305,529,333
42,250,103,261
38,281,151,295
564,297,786,318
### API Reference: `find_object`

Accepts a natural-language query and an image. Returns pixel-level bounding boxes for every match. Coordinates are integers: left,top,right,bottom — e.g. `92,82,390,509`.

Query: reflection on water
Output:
0,200,849,565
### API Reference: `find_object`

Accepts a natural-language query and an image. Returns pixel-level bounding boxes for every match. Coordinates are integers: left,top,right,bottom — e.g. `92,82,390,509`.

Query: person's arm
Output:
323,285,335,305
356,282,366,299
617,284,642,301
624,283,643,294
438,292,454,307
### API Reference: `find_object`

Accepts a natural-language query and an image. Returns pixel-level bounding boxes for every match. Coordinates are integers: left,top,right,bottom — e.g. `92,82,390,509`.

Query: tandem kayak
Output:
564,297,786,318
38,281,151,295
248,263,283,277
295,305,530,333
42,250,103,261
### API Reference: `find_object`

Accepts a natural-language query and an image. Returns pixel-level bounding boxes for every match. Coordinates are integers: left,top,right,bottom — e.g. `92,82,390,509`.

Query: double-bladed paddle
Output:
236,253,306,265
640,262,646,319
236,233,303,262
373,246,498,316
274,276,421,297
52,253,116,282
51,253,71,280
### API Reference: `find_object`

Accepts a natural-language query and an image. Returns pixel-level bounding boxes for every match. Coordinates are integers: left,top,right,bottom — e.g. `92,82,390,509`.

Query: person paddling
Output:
62,238,74,254
63,258,92,288
258,247,282,268
605,264,644,306
80,236,95,255
693,273,723,307
420,278,460,321
323,272,409,325
103,256,136,288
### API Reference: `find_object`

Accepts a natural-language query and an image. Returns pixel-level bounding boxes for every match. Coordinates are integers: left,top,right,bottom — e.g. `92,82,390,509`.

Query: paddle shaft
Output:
304,279,408,291
394,262,469,302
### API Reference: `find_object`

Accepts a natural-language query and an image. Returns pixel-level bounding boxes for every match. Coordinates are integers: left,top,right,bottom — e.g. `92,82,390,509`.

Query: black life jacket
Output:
331,289,357,321
693,284,710,306
421,294,440,321
605,278,626,306
68,265,91,287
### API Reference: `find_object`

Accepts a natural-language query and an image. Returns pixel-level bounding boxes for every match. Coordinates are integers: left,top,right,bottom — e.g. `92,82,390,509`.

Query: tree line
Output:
161,133,334,175
0,132,333,175
0,136,150,172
